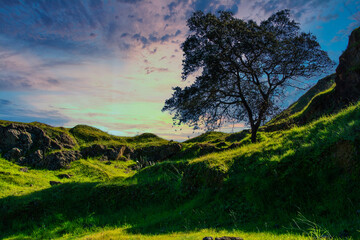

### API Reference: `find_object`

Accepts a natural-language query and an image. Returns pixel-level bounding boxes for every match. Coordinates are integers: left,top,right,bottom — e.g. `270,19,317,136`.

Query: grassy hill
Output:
1,35,360,239
1,91,360,239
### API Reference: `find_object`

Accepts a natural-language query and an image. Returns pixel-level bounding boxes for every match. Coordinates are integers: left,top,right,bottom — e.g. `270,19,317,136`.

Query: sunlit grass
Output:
1,100,360,239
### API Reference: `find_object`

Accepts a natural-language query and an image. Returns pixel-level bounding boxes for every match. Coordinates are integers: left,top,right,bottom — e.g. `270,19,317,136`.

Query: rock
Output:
44,151,81,170
17,150,44,167
57,173,73,179
203,237,213,240
215,237,243,240
20,167,28,172
55,133,76,149
335,27,360,102
99,156,108,161
4,148,23,160
80,144,133,160
0,123,78,167
0,126,33,154
81,144,106,158
50,181,62,186
131,143,182,164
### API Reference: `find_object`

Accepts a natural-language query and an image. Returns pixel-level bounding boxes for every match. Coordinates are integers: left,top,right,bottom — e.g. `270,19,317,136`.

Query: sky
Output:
0,0,359,141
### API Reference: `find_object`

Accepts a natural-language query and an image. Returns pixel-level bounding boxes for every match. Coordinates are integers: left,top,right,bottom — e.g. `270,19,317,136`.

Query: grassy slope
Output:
265,74,337,130
1,99,360,239
0,120,170,149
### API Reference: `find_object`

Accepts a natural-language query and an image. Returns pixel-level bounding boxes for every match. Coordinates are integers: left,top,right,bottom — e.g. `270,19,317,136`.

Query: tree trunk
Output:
250,125,259,143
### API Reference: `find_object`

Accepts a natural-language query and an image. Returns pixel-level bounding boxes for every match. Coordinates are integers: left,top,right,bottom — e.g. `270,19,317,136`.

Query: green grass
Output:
1,101,360,239
76,228,312,240
0,157,135,198
184,131,230,143
265,74,336,130
69,124,170,148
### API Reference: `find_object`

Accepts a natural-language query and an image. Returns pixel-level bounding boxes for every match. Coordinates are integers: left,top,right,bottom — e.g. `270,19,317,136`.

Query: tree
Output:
162,10,334,143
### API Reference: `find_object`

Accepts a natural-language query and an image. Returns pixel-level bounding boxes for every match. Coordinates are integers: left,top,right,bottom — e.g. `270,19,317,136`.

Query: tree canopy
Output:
163,9,334,142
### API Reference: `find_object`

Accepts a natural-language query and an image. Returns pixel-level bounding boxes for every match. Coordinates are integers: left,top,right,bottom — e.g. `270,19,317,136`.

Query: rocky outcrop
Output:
0,123,76,157
43,150,81,170
0,123,182,170
81,144,134,161
0,123,78,169
335,27,360,102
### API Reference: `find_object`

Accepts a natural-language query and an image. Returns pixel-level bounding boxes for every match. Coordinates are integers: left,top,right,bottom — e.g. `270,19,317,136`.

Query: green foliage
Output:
1,101,360,239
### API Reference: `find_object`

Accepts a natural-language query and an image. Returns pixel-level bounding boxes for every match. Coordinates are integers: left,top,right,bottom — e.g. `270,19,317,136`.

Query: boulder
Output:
81,144,106,158
0,126,33,153
4,148,23,160
44,151,81,170
203,237,213,240
0,123,78,164
215,237,243,240
50,181,62,186
18,150,44,166
81,144,133,160
55,133,76,149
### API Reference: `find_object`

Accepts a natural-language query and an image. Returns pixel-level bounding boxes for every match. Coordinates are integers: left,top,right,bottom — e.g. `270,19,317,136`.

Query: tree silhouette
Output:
163,10,334,142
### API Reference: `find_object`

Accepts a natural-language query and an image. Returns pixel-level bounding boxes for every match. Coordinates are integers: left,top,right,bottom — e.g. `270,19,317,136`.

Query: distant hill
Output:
1,27,360,240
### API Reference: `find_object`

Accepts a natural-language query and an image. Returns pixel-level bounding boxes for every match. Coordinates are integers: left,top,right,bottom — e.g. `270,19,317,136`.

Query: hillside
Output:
0,27,360,240
1,100,360,239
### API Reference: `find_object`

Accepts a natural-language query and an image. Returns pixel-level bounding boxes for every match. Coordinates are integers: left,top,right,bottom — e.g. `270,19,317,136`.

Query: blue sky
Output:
0,0,359,140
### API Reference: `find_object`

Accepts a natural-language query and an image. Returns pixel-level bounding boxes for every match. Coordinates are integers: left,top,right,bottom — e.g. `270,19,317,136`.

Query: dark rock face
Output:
203,237,213,240
335,27,360,102
0,123,78,169
44,151,81,170
4,148,23,160
18,150,44,166
0,123,76,158
55,133,77,149
81,144,134,161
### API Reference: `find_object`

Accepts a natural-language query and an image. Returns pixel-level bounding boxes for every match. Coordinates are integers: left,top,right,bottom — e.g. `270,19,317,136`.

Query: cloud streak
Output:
0,0,357,140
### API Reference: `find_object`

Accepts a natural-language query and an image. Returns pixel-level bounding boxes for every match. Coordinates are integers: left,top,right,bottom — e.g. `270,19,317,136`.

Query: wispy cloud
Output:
0,0,357,140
